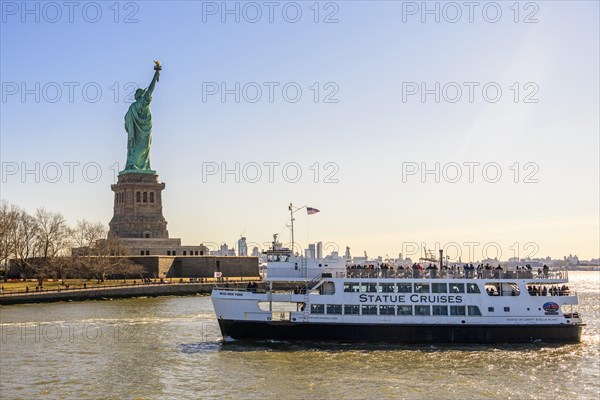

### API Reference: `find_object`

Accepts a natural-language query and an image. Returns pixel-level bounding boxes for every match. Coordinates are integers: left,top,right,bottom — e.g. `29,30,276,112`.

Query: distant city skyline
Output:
2,2,598,260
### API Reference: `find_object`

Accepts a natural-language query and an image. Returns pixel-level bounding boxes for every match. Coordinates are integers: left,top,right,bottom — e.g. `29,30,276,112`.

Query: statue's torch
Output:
153,60,162,82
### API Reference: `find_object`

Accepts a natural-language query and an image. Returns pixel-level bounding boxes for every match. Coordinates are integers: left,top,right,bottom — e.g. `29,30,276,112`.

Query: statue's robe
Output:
124,92,153,171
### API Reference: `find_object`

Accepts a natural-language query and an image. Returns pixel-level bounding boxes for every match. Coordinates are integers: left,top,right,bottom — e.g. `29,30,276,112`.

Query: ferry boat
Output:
211,208,584,343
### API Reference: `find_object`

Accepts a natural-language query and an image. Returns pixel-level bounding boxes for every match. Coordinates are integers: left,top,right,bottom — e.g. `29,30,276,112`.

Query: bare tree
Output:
119,262,147,279
71,221,138,281
51,255,76,283
32,208,73,285
71,220,104,278
34,208,72,258
13,209,39,274
86,236,130,282
0,201,19,277
71,220,106,252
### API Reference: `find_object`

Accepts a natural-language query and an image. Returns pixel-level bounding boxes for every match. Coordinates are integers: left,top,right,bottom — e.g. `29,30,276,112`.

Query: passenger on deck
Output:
468,264,474,279
426,264,434,278
543,265,549,278
494,265,503,279
542,286,548,296
412,263,420,278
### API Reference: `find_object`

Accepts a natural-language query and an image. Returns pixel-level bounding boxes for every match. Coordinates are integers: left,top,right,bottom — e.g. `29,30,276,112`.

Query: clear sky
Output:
1,1,599,261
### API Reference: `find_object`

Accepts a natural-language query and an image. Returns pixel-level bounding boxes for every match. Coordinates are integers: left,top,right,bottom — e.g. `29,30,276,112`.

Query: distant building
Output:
306,244,316,259
251,246,260,257
316,242,323,260
564,254,580,266
237,237,248,257
212,243,236,257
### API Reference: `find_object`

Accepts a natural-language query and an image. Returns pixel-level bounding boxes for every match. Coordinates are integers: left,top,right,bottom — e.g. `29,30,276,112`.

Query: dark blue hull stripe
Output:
217,320,583,343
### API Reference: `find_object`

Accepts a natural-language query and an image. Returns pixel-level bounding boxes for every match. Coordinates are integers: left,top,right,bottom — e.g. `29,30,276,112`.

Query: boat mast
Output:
289,203,295,252
288,203,307,255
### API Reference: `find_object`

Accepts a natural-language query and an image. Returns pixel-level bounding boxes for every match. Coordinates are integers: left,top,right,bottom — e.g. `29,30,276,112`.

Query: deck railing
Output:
344,269,568,281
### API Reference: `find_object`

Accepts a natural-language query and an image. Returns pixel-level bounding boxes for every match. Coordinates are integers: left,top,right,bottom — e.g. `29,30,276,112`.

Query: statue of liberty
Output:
122,61,162,174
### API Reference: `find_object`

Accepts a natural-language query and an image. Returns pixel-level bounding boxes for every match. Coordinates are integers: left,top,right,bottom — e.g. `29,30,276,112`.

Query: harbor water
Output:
1,271,598,399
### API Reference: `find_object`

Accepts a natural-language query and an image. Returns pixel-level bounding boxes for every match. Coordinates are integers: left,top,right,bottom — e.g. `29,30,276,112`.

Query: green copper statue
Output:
122,61,162,174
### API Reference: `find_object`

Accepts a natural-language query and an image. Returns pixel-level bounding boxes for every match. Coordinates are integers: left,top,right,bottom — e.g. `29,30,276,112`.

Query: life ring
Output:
267,317,271,321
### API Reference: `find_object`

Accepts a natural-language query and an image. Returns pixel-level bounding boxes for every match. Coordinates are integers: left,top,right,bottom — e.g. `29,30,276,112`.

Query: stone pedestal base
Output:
108,173,169,239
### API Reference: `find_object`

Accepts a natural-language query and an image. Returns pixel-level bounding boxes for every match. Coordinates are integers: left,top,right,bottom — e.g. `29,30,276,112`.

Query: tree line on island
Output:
0,200,145,285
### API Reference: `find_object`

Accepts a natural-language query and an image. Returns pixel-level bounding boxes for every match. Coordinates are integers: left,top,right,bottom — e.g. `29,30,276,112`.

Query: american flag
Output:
306,207,320,215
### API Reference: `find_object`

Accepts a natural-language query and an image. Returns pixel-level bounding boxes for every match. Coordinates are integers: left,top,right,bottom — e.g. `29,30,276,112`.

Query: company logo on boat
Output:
359,294,463,304
543,302,559,315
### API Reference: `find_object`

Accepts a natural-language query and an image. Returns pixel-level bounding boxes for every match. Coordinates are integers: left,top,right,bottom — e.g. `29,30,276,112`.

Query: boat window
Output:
259,302,298,312
397,305,413,315
326,304,342,315
415,305,430,316
397,283,412,293
466,283,481,294
432,283,447,293
507,284,520,296
343,282,360,293
379,305,396,315
310,304,325,314
381,283,396,293
321,282,335,295
360,283,378,293
450,306,466,316
504,307,510,312
485,282,520,296
468,306,482,316
414,283,430,293
449,283,465,293
432,305,448,316
344,305,360,315
488,307,494,312
484,283,500,296
361,305,378,315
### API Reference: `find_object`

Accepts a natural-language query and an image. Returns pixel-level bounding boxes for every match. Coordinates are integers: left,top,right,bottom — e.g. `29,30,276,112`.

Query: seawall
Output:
0,281,298,305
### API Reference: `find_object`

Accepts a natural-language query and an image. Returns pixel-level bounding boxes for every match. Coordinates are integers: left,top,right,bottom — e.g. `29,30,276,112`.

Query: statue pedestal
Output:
119,169,156,175
108,173,169,239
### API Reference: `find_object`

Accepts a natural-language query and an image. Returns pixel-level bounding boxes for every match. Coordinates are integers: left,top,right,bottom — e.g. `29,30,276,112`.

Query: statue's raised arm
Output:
147,60,162,96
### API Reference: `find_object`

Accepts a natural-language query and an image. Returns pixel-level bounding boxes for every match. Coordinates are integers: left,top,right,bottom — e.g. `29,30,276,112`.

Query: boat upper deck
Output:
345,265,566,281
